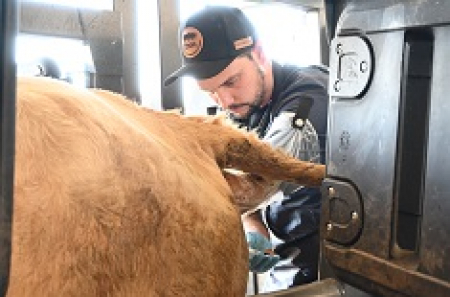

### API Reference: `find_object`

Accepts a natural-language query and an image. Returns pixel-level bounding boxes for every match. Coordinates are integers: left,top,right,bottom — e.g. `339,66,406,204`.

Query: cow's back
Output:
10,77,248,296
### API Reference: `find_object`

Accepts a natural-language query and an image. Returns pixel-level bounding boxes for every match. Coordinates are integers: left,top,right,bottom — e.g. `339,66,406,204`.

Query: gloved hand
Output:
245,232,280,273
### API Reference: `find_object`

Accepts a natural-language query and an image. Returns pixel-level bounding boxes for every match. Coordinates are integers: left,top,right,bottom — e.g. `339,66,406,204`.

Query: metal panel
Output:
20,3,120,39
326,30,404,259
159,0,183,111
419,26,450,282
337,0,450,34
19,2,124,94
322,1,450,295
113,0,139,100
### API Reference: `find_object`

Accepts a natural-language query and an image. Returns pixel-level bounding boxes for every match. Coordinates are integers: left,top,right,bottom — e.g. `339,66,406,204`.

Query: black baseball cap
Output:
164,6,257,86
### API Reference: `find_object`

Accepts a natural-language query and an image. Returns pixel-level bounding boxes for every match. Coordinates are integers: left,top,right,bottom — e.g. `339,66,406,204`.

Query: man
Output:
164,5,328,293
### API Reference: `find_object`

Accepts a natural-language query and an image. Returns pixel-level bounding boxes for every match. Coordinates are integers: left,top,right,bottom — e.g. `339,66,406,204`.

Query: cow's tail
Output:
216,131,325,188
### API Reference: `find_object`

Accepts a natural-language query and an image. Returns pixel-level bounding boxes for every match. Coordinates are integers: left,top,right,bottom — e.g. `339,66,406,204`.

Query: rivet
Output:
295,118,304,127
360,61,368,73
336,43,343,55
334,80,341,92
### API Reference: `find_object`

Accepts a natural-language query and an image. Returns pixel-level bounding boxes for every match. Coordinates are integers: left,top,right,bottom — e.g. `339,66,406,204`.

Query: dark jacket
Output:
236,62,329,287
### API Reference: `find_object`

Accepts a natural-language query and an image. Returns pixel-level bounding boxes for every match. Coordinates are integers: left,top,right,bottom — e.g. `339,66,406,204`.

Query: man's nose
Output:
215,88,235,109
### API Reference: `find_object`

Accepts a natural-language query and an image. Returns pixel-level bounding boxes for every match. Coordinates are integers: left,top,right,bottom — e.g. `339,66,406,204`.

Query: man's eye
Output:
224,75,240,87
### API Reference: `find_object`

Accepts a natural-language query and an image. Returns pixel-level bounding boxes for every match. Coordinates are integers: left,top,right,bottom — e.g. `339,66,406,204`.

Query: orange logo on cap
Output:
182,27,203,59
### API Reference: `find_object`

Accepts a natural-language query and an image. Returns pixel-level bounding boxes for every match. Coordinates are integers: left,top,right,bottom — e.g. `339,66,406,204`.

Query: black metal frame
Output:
0,0,16,296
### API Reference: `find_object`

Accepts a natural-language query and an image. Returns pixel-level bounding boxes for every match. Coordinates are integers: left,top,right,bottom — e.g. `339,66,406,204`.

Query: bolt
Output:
351,212,359,220
326,223,333,231
328,187,336,197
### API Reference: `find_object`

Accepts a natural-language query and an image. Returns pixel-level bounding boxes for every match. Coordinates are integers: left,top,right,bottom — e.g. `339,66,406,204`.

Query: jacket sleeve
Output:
261,112,322,244
262,111,321,195
262,111,320,163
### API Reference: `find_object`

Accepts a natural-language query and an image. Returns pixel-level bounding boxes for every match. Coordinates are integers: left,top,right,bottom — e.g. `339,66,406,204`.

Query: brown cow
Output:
9,77,325,297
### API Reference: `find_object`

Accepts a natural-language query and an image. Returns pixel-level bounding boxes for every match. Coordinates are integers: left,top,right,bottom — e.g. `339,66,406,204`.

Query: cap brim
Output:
164,58,234,86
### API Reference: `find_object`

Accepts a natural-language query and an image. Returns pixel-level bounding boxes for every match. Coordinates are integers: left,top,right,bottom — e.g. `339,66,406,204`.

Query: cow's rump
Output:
9,77,324,297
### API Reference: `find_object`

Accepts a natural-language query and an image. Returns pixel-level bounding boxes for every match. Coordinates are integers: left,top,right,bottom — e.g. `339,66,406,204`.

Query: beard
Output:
227,66,266,120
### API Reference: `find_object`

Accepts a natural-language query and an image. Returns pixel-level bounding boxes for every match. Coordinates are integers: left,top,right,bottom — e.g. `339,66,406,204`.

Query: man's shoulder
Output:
278,64,329,91
271,63,329,115
278,63,328,75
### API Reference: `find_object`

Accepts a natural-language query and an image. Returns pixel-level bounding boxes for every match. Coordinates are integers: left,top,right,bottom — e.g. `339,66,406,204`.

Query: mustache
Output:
228,103,259,110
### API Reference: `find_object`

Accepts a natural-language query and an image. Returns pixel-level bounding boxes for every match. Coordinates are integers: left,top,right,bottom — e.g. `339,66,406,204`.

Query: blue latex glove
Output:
245,232,280,273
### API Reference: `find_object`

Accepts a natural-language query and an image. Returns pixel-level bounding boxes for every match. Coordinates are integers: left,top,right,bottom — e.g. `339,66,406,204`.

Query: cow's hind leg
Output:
222,170,280,212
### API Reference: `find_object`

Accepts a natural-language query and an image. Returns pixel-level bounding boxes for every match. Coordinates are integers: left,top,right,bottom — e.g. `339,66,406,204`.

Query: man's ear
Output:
251,42,270,70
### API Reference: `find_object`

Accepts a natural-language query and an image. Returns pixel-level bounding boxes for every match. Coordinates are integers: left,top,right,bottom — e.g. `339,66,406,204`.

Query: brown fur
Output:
9,77,325,296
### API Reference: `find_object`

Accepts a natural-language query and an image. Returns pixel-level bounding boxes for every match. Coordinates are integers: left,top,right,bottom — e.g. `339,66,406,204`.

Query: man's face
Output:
197,54,265,119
